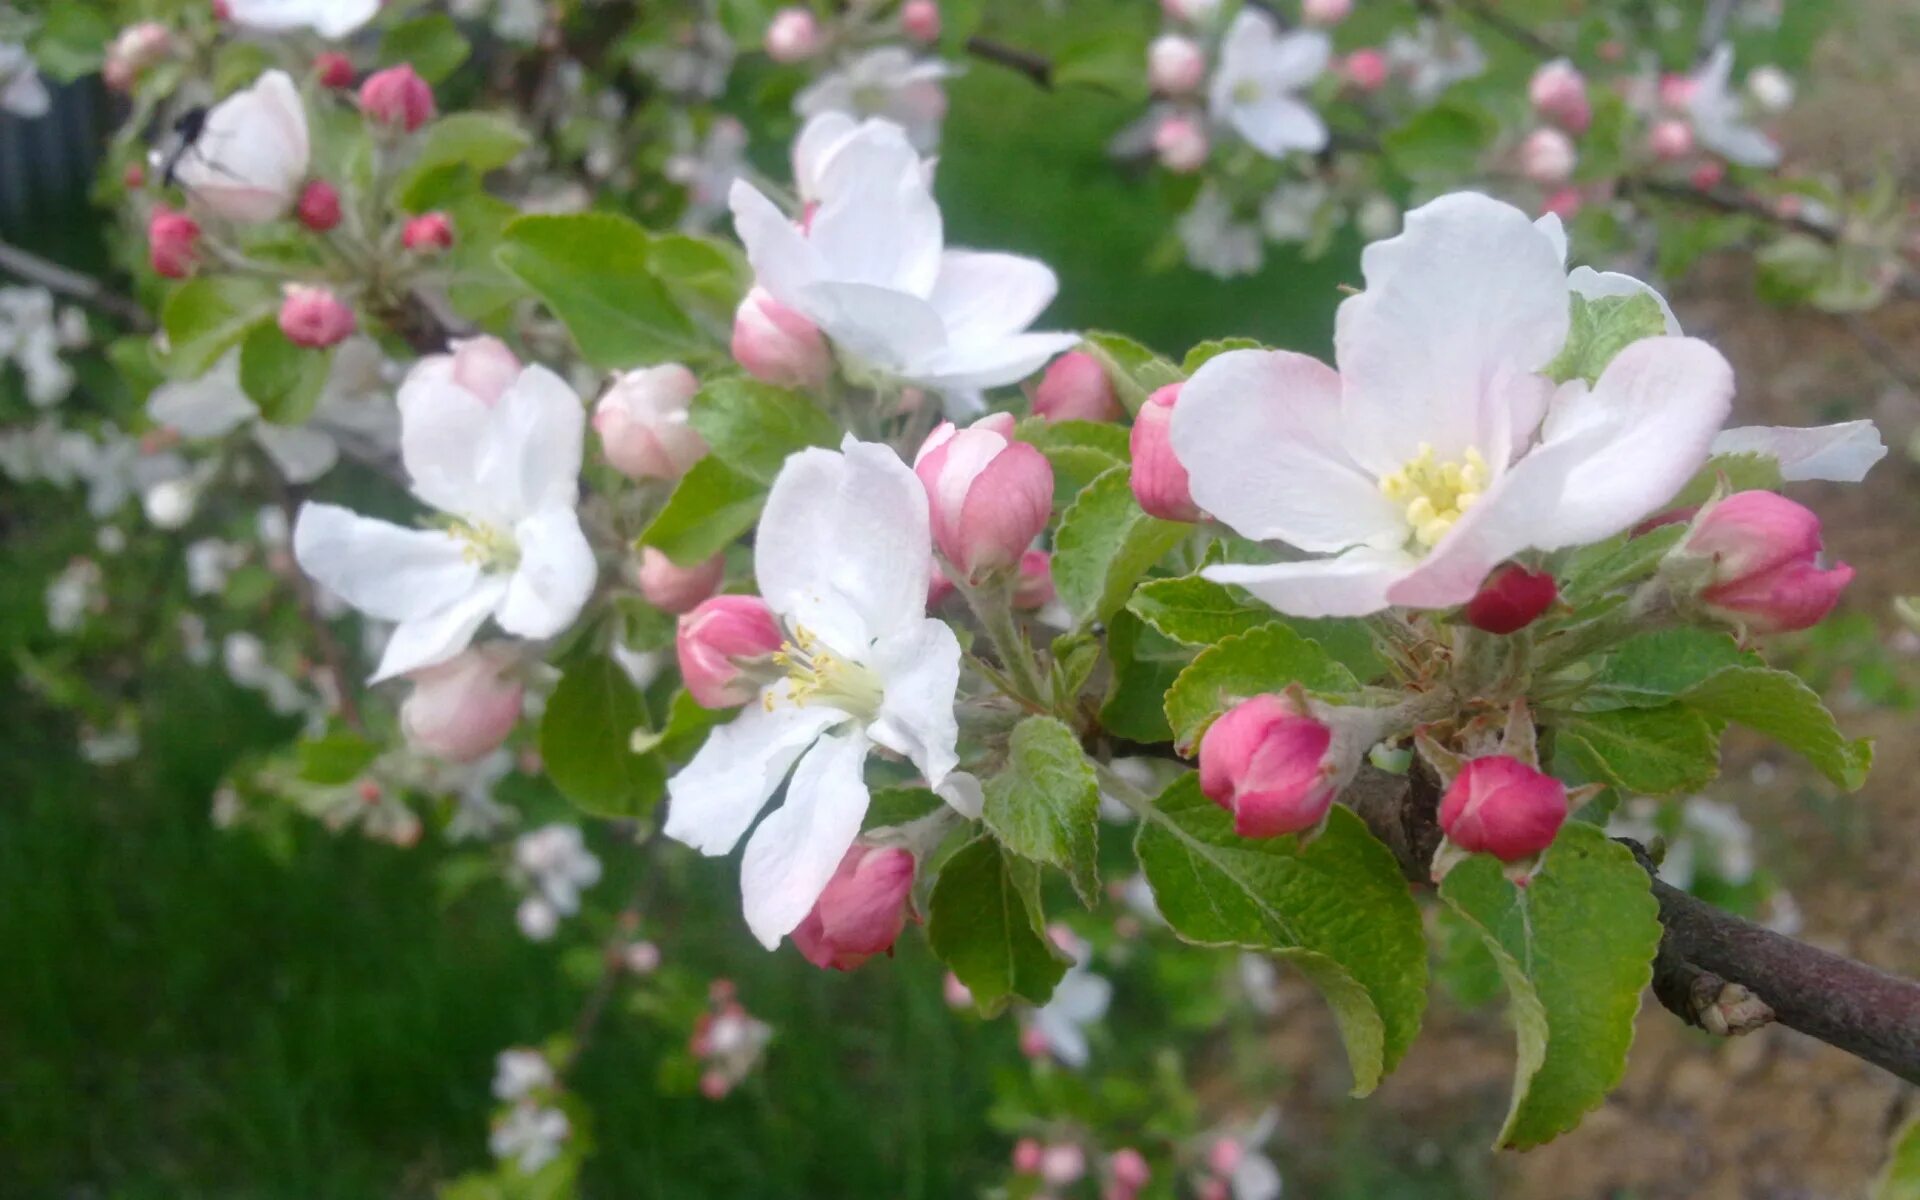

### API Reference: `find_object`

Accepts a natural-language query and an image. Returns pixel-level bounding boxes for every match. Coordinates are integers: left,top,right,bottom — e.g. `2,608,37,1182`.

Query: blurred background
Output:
5,1,1920,1197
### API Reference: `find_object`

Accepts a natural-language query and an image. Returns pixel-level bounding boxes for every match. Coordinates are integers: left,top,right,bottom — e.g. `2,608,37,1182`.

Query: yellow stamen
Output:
1377,444,1489,552
764,624,883,720
448,519,519,570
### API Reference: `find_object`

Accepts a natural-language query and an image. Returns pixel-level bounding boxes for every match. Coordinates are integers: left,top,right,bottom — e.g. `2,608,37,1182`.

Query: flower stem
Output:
958,574,1050,709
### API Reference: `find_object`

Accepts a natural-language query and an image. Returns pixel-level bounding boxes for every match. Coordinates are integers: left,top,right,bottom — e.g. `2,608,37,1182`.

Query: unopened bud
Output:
403,211,453,252
278,285,355,349
105,22,177,93
1519,127,1576,185
764,8,822,63
1649,119,1695,161
1012,1138,1044,1174
791,843,917,970
593,363,708,481
148,206,201,279
676,594,783,708
1147,35,1207,96
1439,755,1567,862
901,0,942,44
400,645,523,763
732,286,831,390
1302,0,1351,25
414,335,521,406
296,180,341,232
358,64,435,131
1343,48,1388,92
1130,383,1201,522
1527,59,1590,133
315,51,354,89
1013,549,1055,610
1152,115,1209,173
1040,1144,1087,1187
1198,693,1339,838
1540,186,1583,220
1681,491,1852,634
1464,564,1557,634
637,546,725,614
914,413,1053,581
1746,65,1794,114
1109,1147,1152,1192
1033,350,1121,422
1658,73,1697,112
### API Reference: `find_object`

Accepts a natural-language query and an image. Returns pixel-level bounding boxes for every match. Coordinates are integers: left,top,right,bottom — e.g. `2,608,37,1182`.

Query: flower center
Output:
450,519,520,571
1232,79,1264,104
1377,444,1489,551
766,625,883,721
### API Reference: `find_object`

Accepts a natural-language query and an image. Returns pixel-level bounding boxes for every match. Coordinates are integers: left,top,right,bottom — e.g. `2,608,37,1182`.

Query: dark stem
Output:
0,240,152,329
1416,0,1562,61
964,36,1053,90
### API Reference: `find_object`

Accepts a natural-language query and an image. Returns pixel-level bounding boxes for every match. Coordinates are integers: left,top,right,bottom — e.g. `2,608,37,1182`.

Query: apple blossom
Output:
1040,1144,1087,1187
1209,10,1330,160
1385,21,1486,101
1130,383,1201,523
147,207,200,278
1686,45,1780,167
172,70,310,223
1649,119,1694,161
1148,35,1207,97
1680,491,1853,634
637,546,725,614
359,64,436,132
403,212,454,252
764,8,821,63
0,43,47,119
292,358,595,681
278,285,356,348
914,413,1054,580
664,439,967,949
147,353,342,482
677,594,785,708
1464,564,1557,634
400,645,524,763
1528,59,1590,133
490,1104,569,1173
1519,127,1576,184
314,51,354,89
1171,192,1735,617
789,843,917,970
732,116,1077,407
794,48,954,152
492,1048,554,1102
592,363,708,480
732,286,832,389
1033,350,1121,422
225,0,378,38
1198,693,1340,838
1439,756,1569,862
901,0,941,44
512,823,602,941
104,23,176,93
411,335,522,408
1153,115,1210,173
1029,929,1111,1067
295,180,341,232
1343,49,1388,92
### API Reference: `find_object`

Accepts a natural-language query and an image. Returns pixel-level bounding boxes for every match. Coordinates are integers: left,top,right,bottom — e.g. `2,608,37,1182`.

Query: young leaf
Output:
1667,451,1786,511
1181,337,1263,374
1100,612,1188,743
1680,665,1873,790
982,716,1101,905
378,13,471,82
1080,331,1182,415
1552,704,1721,795
1873,1116,1920,1200
1580,628,1756,711
927,835,1070,1015
297,730,380,785
1163,623,1358,753
496,213,702,369
1133,776,1427,1095
1544,292,1670,385
1557,524,1686,605
639,457,766,566
1052,466,1188,631
161,277,278,379
1127,575,1274,645
686,378,840,485
399,113,530,206
239,323,332,425
1438,824,1663,1149
540,655,665,819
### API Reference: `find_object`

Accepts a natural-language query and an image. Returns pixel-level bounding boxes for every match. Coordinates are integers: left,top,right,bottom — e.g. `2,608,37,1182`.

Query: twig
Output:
964,35,1053,90
1416,0,1562,61
0,239,152,329
1627,176,1842,244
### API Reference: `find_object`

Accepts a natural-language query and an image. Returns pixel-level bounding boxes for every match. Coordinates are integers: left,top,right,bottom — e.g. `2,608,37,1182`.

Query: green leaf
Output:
379,14,471,83
1081,331,1182,415
239,323,333,425
1679,666,1872,790
1049,29,1150,100
1581,628,1756,711
1134,778,1427,1095
1181,337,1263,374
496,213,702,369
540,656,664,819
637,457,766,566
1552,704,1721,795
30,5,112,81
1163,623,1358,753
982,716,1101,905
1127,575,1273,645
1099,612,1187,743
1383,101,1497,178
1544,292,1671,385
864,785,942,831
297,730,379,785
398,113,530,207
1558,525,1686,605
927,835,1070,1014
1873,1115,1920,1200
1438,824,1662,1148
1014,416,1132,461
1668,451,1786,511
161,277,278,379
1052,466,1187,631
686,378,839,485
647,233,751,327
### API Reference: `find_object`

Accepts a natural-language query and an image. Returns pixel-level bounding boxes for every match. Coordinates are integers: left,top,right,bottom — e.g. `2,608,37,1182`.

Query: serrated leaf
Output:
1581,628,1757,710
982,716,1101,905
927,835,1069,1014
1134,778,1427,1095
685,377,838,485
1553,704,1721,795
1052,466,1187,630
1545,292,1671,385
1558,525,1686,605
1099,612,1187,743
496,213,702,369
1127,575,1274,645
239,323,332,425
540,656,664,819
1081,331,1182,415
1182,338,1263,374
1680,665,1872,790
1382,101,1497,178
638,457,765,566
161,277,278,379
1163,623,1358,753
1439,824,1662,1148
1014,416,1132,461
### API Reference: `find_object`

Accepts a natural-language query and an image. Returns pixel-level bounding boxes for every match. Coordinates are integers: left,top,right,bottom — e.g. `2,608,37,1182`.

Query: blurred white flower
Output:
490,1103,570,1174
1179,184,1265,277
1384,20,1485,101
492,1048,555,1101
1687,44,1781,167
795,47,955,151
1209,10,1330,159
512,824,601,940
0,42,48,118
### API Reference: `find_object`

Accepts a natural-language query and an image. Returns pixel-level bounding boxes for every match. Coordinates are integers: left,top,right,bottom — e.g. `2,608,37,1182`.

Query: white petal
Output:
292,502,479,622
911,332,1082,392
1567,265,1682,335
1172,349,1404,552
399,372,491,517
498,507,596,639
664,694,842,856
800,280,948,377
176,70,309,222
1230,95,1328,158
937,771,984,819
926,251,1060,350
740,730,873,949
1204,550,1413,619
372,577,509,682
226,0,378,37
756,439,932,651
791,112,861,202
865,618,962,787
1334,192,1570,475
806,121,943,297
729,180,827,312
1711,421,1886,482
252,422,338,483
1232,1153,1284,1200
479,365,585,519
148,357,256,438
1533,213,1568,264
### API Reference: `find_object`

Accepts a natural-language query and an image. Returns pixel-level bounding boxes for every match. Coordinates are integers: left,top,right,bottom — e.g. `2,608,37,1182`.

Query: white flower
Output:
665,115,749,231
731,116,1076,405
0,43,49,119
492,1048,555,1102
292,359,595,682
223,0,379,39
795,47,955,151
1029,932,1111,1068
149,354,340,483
1746,64,1794,113
1171,192,1736,617
1223,1110,1284,1200
1384,20,1485,102
1261,179,1330,243
664,438,967,949
490,1103,569,1174
1686,44,1780,168
1208,10,1330,160
173,70,311,223
45,558,102,633
1179,184,1265,278
513,823,602,930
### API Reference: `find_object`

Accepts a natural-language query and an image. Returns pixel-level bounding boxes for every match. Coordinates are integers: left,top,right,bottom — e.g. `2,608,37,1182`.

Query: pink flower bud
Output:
1464,564,1557,634
1690,160,1726,191
417,336,521,406
1527,59,1590,133
1033,350,1121,423
1439,755,1568,862
125,163,147,189
148,207,200,279
1198,694,1338,838
1207,1137,1243,1176
1160,0,1218,20
105,22,176,92
699,1070,730,1100
914,414,1053,581
1302,0,1351,25
593,363,708,481
677,594,783,708
400,645,523,763
1013,549,1055,610
637,546,724,614
1018,1024,1050,1059
943,971,972,1008
790,843,917,970
1649,119,1694,161
315,51,354,89
211,0,231,20
732,286,831,390
764,8,822,63
296,180,341,232
1130,383,1201,523
1519,127,1576,184
1685,491,1853,634
901,0,942,43
1198,1179,1231,1200
1343,48,1388,92
403,211,454,252
1012,1138,1044,1174
1109,1148,1152,1191
1540,186,1582,220
1152,115,1209,173
1040,1144,1087,1187
1658,72,1697,112
358,64,435,132
1147,35,1207,96
278,285,355,349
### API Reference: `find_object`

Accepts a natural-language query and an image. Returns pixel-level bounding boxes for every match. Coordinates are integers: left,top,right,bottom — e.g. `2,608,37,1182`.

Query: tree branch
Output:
964,36,1052,90
0,239,152,329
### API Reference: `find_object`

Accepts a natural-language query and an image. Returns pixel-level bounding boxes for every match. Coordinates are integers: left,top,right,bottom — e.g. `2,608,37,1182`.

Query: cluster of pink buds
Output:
689,980,773,1100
